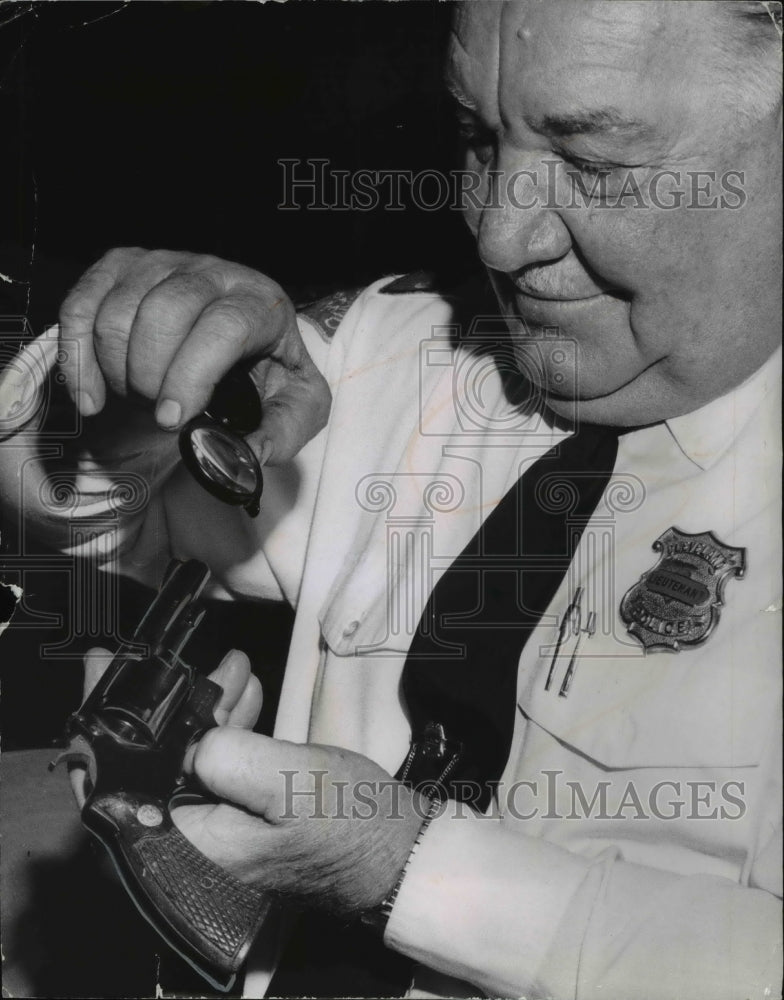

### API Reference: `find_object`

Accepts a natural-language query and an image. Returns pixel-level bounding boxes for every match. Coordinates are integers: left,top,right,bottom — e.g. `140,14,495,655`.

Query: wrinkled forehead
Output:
452,1,667,54
448,1,715,124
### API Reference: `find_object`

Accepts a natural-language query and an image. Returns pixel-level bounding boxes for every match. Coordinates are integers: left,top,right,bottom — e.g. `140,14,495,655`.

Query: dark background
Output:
1,0,468,327
0,0,473,751
0,5,472,995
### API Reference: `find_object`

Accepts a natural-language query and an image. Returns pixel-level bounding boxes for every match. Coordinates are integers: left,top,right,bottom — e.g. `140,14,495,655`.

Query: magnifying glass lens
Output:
190,425,257,493
180,420,263,516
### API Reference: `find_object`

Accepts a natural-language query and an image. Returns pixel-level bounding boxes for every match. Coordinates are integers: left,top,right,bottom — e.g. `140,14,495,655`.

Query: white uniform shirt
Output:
11,279,778,998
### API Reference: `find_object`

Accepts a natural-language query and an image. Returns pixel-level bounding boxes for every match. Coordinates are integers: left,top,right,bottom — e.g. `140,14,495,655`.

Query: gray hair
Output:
730,0,783,40
758,1,783,35
715,1,782,114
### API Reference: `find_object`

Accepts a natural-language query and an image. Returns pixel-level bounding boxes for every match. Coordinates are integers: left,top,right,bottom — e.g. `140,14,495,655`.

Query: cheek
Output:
562,209,657,290
563,205,707,314
590,205,736,365
460,154,494,237
463,204,480,237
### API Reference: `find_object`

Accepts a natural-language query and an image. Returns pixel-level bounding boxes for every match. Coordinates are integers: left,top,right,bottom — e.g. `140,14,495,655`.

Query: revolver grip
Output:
85,790,272,993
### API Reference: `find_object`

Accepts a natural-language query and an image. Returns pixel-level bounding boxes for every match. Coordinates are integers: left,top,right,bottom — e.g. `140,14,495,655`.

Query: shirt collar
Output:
664,347,782,471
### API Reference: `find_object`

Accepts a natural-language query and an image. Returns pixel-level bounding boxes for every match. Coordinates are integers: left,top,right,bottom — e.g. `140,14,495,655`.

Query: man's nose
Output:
476,148,572,273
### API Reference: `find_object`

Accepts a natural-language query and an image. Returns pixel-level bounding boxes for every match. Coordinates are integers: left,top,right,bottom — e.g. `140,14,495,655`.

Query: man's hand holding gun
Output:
62,561,427,992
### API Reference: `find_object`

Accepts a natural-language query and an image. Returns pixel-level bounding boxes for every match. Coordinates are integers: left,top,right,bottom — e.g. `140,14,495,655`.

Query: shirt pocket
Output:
517,610,778,771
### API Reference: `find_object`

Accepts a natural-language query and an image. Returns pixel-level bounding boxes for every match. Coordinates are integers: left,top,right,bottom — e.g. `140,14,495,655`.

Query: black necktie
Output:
400,421,620,809
268,422,620,998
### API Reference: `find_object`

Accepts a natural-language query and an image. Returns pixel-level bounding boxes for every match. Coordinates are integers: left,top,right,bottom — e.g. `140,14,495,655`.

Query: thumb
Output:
249,353,331,466
83,646,114,700
186,728,299,820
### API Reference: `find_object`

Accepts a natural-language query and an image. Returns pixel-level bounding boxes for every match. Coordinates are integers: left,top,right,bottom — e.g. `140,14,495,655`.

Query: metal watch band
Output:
360,795,444,936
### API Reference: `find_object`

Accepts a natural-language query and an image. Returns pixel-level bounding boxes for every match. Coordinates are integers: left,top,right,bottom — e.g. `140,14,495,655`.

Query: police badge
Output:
620,528,746,652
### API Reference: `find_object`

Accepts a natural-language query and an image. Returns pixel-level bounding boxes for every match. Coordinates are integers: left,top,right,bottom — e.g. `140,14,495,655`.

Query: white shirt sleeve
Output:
386,803,782,1000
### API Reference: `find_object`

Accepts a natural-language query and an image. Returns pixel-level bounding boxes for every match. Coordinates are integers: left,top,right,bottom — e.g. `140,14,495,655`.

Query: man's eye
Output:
456,121,495,163
563,154,619,177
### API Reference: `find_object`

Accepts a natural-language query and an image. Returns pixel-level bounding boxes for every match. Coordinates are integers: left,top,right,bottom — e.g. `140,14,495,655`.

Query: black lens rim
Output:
203,367,263,436
178,416,263,517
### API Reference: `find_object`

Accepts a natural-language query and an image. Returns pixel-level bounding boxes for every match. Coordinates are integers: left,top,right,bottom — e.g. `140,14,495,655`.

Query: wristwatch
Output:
360,795,444,935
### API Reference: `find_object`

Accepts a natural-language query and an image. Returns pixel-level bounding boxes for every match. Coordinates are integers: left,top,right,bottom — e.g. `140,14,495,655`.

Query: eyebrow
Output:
528,109,656,140
443,76,657,143
444,78,479,112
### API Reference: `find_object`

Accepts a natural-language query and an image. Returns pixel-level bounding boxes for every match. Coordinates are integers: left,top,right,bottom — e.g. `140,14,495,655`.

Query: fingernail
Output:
75,391,97,417
182,743,197,775
156,399,182,428
259,439,273,466
218,648,242,670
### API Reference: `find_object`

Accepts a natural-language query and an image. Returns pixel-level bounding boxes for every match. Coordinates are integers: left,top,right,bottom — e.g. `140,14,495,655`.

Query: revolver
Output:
53,559,271,992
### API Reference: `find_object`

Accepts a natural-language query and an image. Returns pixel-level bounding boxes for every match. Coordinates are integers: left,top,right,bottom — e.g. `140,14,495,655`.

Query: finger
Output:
58,248,145,415
69,764,89,809
187,728,290,816
156,282,296,428
69,646,114,808
126,269,223,411
83,646,114,700
93,258,182,400
226,672,263,731
207,648,252,725
250,360,331,466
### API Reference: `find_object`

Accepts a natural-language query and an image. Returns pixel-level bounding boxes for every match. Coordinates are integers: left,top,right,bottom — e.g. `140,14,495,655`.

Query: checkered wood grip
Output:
87,791,272,992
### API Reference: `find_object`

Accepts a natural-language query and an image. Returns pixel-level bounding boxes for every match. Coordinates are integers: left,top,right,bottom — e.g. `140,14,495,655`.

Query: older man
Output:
0,2,780,998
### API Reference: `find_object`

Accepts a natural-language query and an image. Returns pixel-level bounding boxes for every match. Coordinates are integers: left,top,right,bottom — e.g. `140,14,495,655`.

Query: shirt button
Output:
343,620,360,637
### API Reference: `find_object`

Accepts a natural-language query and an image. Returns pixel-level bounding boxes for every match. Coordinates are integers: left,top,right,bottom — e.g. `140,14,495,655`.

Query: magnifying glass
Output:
178,368,264,517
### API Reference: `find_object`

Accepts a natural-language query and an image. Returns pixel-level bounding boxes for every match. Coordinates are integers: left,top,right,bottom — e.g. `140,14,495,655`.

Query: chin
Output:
546,373,694,428
544,394,628,427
